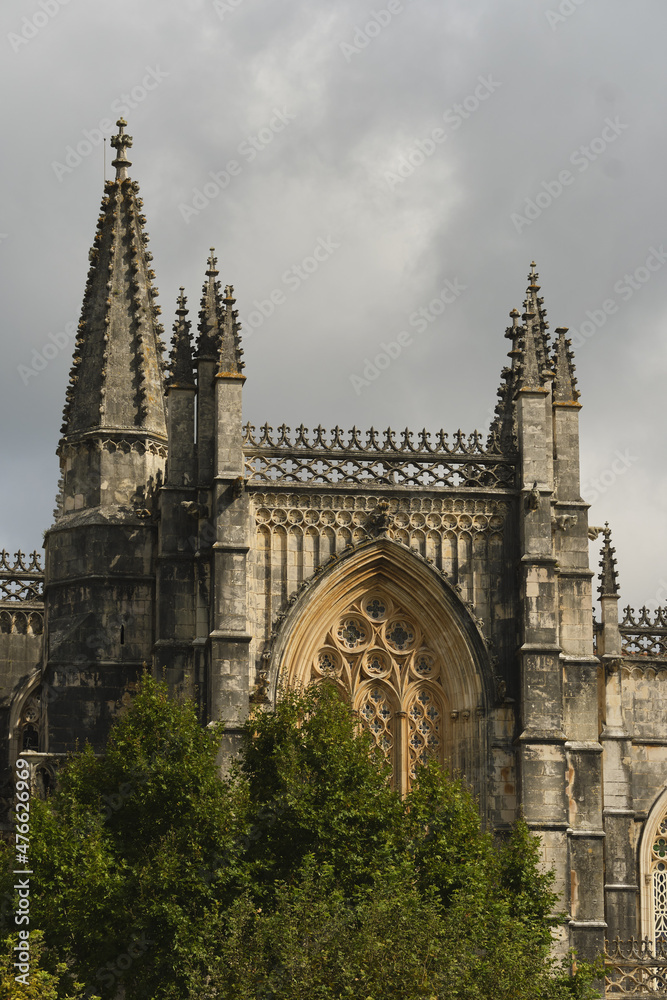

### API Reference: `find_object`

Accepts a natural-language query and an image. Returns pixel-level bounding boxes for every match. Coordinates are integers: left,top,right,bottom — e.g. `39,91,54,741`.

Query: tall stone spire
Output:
599,523,620,597
219,284,245,376
45,120,169,759
167,289,195,388
60,118,167,442
552,327,580,403
197,250,225,359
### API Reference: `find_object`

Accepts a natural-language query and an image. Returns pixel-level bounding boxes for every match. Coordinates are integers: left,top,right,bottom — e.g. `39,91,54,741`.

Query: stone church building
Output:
2,120,666,970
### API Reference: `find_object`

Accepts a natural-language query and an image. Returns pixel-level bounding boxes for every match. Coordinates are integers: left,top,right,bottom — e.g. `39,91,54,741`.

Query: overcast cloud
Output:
1,0,665,611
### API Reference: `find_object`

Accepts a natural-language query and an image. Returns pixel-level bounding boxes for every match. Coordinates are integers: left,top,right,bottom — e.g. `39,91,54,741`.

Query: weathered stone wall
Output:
247,491,517,671
245,487,520,829
601,658,667,940
44,518,158,753
0,626,42,772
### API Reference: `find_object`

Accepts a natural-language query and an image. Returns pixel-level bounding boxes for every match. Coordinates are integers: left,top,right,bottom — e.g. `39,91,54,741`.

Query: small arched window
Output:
21,723,39,751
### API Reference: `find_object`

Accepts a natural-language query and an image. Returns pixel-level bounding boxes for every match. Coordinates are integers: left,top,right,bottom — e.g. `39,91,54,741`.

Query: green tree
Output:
0,675,242,999
0,931,96,1000
235,683,403,898
1,676,602,1000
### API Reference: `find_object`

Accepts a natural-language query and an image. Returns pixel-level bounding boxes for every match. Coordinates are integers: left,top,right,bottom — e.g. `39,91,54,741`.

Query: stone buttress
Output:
510,265,603,961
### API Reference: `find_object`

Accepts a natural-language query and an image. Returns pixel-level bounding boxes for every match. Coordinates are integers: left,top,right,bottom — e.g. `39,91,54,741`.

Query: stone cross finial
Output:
110,118,133,181
206,249,219,277
176,287,188,318
528,260,540,290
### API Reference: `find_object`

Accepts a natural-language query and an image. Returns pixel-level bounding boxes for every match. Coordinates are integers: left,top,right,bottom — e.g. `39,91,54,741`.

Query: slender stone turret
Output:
190,252,226,716
155,290,198,705
210,284,250,754
44,119,168,753
513,267,564,923
165,289,196,486
196,251,224,485
596,524,634,939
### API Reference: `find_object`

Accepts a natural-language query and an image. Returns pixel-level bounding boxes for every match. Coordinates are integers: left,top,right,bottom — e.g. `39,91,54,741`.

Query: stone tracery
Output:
308,588,449,792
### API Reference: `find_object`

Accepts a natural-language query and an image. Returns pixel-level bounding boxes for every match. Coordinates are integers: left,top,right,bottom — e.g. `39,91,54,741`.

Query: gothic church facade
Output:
2,120,667,964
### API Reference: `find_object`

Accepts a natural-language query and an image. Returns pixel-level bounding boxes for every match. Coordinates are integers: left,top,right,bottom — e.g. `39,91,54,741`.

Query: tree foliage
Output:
0,677,602,999
0,930,95,1000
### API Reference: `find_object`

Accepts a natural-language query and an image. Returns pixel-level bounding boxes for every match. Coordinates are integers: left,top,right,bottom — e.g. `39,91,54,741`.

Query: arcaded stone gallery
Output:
2,120,666,979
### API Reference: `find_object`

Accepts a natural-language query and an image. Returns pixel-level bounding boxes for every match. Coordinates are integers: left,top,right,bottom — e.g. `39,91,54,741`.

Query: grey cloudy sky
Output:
1,0,665,610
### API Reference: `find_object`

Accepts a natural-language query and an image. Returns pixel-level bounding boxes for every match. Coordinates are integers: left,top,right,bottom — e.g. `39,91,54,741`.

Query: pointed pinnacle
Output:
168,288,195,387
220,281,245,375
553,327,579,402
197,249,224,358
598,523,620,597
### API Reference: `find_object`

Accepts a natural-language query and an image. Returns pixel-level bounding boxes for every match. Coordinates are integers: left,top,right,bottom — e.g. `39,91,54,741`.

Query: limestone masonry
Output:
2,119,666,963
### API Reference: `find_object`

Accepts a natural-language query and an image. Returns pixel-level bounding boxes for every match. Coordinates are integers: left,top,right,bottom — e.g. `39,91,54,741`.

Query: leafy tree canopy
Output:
0,676,602,999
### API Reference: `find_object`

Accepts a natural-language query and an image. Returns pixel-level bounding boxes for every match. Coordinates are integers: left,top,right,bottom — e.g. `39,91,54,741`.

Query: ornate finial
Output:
206,249,219,277
598,523,620,598
176,287,188,317
224,284,235,303
110,118,133,181
528,260,540,291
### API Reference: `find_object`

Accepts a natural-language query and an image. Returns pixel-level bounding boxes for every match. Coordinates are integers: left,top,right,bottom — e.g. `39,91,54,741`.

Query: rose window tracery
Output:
337,618,368,649
309,590,449,791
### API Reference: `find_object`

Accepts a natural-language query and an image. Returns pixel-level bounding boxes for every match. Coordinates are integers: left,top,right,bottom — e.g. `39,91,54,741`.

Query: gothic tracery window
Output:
310,591,447,792
652,817,667,943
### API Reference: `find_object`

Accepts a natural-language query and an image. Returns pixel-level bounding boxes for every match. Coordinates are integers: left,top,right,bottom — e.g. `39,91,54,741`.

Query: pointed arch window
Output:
651,816,667,944
19,694,41,755
309,590,448,793
638,791,667,946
